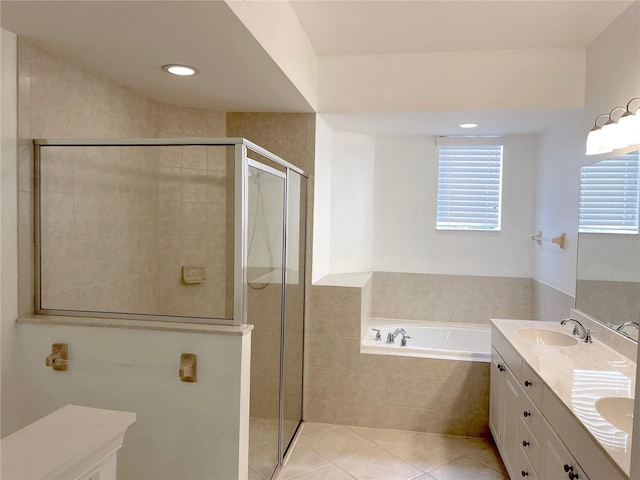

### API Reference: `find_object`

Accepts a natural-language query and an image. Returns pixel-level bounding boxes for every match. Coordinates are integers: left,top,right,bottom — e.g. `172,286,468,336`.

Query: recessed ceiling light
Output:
162,64,199,76
459,123,478,129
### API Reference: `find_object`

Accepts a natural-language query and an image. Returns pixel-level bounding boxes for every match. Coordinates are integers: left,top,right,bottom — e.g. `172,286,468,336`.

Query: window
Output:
436,142,503,231
579,151,640,234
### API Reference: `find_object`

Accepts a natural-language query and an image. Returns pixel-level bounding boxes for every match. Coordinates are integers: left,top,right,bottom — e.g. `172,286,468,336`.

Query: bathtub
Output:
361,319,491,362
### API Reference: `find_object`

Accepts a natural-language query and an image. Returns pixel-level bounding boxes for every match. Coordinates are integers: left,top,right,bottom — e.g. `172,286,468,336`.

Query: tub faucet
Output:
386,328,406,344
560,318,591,342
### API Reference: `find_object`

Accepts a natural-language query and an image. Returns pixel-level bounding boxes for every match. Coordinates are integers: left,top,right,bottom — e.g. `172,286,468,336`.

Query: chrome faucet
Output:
616,321,640,333
561,318,591,343
400,333,411,347
386,328,406,344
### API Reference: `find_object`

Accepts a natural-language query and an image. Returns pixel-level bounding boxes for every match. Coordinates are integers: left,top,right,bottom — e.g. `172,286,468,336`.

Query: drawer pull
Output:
568,473,579,480
497,364,505,372
522,440,530,447
564,465,573,473
521,471,529,477
524,380,532,387
523,411,531,417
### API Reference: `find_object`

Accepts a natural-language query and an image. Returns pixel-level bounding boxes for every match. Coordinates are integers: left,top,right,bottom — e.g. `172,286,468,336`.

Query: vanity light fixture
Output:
161,64,199,76
586,97,640,155
458,123,478,129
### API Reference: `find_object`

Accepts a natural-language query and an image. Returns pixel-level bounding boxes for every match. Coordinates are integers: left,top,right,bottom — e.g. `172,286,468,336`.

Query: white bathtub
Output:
361,319,491,362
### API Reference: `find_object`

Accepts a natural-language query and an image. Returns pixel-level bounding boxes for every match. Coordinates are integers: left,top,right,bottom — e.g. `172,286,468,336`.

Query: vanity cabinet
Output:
490,326,628,480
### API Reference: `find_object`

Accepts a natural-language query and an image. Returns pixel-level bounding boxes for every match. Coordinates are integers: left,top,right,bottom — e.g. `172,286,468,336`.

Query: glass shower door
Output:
281,172,306,456
246,163,285,480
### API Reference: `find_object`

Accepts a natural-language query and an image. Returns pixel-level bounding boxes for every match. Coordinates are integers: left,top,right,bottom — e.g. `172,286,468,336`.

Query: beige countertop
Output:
491,318,635,478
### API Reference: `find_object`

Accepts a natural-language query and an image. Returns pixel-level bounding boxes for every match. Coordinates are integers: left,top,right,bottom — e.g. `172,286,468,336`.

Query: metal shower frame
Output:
33,137,308,328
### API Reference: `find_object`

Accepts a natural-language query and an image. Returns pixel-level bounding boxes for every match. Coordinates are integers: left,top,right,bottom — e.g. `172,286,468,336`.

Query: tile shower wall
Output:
226,113,316,424
305,276,490,437
17,39,227,318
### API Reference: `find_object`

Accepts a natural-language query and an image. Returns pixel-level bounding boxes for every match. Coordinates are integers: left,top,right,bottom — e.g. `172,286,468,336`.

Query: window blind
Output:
579,152,640,234
436,144,503,231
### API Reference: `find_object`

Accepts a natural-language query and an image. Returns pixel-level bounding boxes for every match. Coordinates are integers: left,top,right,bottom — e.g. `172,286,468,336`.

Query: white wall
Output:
319,48,585,113
1,27,19,437
372,135,538,277
312,116,333,282
329,131,375,274
11,321,250,480
535,2,640,295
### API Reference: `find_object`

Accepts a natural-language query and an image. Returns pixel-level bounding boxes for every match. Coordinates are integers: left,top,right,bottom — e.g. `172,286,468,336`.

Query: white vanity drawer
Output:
520,391,543,440
521,362,543,408
491,327,522,380
516,441,539,480
519,418,542,475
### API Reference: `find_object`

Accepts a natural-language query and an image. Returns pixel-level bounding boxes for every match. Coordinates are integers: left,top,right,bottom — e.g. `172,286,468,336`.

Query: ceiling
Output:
1,1,635,136
0,1,314,112
290,1,634,56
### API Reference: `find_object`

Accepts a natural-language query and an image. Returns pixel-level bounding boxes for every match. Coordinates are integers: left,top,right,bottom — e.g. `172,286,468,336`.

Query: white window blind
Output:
436,144,503,231
579,152,640,234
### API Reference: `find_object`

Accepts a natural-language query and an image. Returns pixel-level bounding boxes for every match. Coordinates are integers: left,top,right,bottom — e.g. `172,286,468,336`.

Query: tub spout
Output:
386,328,406,344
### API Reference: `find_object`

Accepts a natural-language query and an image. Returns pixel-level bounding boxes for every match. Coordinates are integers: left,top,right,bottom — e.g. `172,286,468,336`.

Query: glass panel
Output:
37,144,235,321
247,164,285,480
282,172,306,456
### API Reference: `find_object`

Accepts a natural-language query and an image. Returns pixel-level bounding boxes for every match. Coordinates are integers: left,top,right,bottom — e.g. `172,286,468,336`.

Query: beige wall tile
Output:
334,304,361,338
333,402,359,426
308,303,335,336
333,370,359,402
305,400,334,424
358,372,385,405
333,337,359,371
310,286,335,305
307,368,333,400
335,287,361,305
307,336,334,368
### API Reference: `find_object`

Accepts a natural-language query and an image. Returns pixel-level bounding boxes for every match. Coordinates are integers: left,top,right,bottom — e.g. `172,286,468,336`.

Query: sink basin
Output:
517,328,579,346
595,397,634,433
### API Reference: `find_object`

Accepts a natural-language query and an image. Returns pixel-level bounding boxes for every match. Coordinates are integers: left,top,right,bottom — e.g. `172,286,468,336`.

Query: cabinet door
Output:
489,348,505,444
542,420,589,480
502,366,523,476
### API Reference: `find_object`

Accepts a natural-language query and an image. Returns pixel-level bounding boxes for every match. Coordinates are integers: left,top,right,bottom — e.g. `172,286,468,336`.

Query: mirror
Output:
575,150,640,340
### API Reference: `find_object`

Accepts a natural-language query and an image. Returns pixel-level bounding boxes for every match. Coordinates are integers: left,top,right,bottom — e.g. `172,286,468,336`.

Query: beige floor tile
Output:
287,464,356,480
384,433,466,473
280,443,331,480
468,447,507,476
250,417,280,448
337,447,424,480
428,457,508,480
299,422,343,439
411,476,437,480
303,427,377,462
249,442,279,480
249,466,267,480
348,425,421,447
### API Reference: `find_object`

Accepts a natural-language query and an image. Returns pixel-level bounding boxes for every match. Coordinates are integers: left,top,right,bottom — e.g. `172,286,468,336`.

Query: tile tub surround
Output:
305,274,490,437
371,272,533,324
272,423,508,480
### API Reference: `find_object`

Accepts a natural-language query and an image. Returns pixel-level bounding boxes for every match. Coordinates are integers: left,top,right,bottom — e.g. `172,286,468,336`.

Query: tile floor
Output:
249,421,508,480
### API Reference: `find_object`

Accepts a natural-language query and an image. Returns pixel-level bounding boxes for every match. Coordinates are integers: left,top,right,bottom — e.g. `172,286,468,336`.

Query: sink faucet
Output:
616,321,640,333
386,328,406,344
561,318,592,343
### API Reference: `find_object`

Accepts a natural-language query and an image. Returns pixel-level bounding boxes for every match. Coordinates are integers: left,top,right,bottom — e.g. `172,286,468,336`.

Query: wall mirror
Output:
575,149,640,340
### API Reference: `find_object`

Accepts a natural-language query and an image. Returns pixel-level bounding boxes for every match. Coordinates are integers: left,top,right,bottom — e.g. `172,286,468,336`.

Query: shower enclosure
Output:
34,138,307,479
